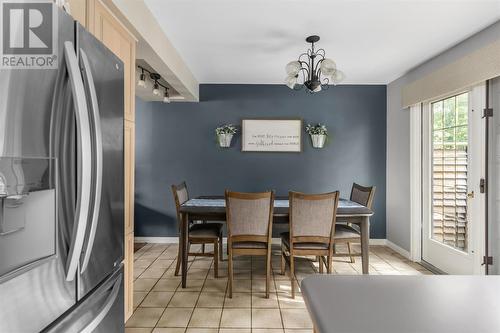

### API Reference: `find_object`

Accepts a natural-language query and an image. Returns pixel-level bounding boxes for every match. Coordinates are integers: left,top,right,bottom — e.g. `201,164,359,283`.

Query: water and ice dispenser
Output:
0,157,56,280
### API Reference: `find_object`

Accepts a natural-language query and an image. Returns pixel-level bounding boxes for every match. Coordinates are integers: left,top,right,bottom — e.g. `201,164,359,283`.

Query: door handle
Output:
62,41,93,282
80,273,121,333
79,49,103,273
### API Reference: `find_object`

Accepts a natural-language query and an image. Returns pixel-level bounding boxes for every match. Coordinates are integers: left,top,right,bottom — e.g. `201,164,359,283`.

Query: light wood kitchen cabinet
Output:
65,0,137,322
124,232,134,320
66,0,86,26
124,120,135,319
124,120,135,236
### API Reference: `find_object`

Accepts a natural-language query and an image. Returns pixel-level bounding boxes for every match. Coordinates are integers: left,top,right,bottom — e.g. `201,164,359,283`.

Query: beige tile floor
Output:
126,243,432,333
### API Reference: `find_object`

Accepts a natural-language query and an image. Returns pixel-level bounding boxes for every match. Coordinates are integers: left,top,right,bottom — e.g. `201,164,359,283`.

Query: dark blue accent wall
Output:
135,84,387,238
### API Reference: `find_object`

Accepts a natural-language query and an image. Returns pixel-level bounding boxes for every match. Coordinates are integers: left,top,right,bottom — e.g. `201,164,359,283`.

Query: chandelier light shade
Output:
285,35,345,93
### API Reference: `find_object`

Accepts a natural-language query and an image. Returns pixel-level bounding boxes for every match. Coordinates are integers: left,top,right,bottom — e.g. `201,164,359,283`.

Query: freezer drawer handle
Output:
80,274,122,333
79,49,103,273
62,41,93,282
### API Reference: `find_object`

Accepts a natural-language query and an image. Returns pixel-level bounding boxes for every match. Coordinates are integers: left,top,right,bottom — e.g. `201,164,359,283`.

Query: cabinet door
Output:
124,120,135,236
124,232,134,321
88,0,136,122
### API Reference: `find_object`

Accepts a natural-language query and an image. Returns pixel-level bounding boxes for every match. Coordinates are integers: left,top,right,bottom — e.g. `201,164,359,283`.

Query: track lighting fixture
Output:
138,68,146,88
137,65,172,102
163,89,170,103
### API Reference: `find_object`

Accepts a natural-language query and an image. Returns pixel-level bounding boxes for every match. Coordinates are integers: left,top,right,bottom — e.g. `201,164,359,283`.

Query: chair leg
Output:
174,240,183,276
290,254,295,299
228,249,233,298
213,240,219,278
219,233,224,261
280,245,286,275
202,243,205,254
318,256,324,274
347,242,355,263
327,255,333,274
266,248,271,299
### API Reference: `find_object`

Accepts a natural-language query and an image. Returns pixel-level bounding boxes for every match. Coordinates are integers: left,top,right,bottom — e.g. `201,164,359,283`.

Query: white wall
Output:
386,20,500,252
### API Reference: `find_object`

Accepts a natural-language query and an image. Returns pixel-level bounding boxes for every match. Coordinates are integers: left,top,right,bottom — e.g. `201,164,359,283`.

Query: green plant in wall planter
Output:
305,123,328,148
215,124,238,148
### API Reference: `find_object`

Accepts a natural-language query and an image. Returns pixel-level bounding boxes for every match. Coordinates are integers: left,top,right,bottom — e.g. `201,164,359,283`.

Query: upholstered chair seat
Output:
334,224,361,239
280,232,329,250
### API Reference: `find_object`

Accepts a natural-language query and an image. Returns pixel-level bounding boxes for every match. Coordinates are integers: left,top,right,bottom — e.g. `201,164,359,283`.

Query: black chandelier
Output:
285,35,345,93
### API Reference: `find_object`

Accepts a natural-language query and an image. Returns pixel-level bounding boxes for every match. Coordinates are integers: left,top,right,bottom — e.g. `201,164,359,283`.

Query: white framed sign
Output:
241,119,302,152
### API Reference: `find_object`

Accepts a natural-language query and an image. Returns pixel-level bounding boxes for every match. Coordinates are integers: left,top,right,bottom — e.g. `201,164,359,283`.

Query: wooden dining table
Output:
179,196,374,288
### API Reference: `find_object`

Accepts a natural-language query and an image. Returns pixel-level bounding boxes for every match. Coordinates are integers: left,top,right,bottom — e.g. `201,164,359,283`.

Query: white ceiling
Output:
144,0,500,85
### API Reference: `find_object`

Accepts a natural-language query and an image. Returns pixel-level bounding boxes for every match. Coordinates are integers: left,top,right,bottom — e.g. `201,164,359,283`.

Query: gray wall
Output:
386,20,500,252
135,84,386,238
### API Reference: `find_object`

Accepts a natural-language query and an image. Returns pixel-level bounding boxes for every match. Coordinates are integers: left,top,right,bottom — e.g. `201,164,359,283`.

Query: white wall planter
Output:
310,134,326,148
217,133,234,148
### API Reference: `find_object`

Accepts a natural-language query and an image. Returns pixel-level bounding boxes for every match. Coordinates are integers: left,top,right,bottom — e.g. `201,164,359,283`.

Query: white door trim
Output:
470,83,487,275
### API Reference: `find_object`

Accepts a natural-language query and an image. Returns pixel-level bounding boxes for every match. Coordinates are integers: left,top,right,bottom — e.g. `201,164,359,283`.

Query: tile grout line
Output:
134,244,174,310
129,244,175,329
250,256,253,333
183,254,208,331
153,244,195,331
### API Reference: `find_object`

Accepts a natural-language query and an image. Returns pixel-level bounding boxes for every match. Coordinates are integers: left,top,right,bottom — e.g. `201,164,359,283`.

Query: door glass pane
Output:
431,93,468,251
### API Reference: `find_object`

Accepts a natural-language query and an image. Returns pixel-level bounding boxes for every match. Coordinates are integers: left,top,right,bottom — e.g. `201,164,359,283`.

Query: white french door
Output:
422,85,485,274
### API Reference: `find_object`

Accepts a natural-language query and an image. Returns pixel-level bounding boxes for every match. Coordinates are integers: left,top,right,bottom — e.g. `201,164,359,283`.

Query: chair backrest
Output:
289,191,339,246
225,190,274,244
350,183,376,209
171,182,189,222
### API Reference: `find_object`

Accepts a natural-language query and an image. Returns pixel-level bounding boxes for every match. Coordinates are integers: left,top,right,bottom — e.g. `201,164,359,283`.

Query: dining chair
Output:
335,183,376,263
281,191,339,298
172,182,224,278
225,190,274,298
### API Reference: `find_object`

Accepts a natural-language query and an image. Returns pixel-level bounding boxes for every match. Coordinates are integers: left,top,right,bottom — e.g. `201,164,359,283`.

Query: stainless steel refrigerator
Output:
0,5,124,332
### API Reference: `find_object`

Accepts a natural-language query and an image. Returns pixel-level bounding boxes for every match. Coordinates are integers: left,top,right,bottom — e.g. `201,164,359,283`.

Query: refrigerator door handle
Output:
80,274,121,333
63,41,93,282
79,49,103,273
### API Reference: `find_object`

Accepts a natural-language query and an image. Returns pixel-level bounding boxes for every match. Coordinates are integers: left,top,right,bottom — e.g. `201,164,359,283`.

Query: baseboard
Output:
136,236,389,246
385,240,411,259
134,237,179,243
369,239,387,246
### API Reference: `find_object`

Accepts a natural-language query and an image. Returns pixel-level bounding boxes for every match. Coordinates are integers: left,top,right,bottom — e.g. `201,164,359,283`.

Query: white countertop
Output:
301,275,500,333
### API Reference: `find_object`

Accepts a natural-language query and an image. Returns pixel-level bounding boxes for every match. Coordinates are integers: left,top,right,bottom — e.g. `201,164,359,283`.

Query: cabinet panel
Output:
66,0,86,27
124,120,135,235
124,232,134,321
